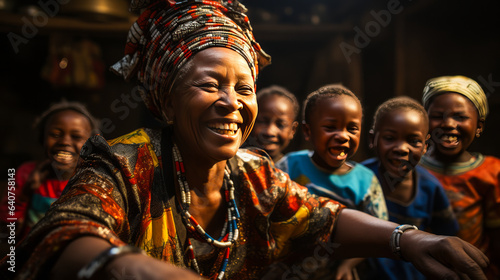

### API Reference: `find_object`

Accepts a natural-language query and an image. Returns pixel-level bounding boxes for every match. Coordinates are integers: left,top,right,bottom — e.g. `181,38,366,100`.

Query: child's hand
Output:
335,258,362,280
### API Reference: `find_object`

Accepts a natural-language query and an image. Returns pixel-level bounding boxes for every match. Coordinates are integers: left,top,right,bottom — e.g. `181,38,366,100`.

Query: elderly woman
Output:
1,1,489,280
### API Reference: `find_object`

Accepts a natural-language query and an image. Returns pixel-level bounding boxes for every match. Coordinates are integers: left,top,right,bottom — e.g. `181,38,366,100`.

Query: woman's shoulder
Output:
106,128,161,147
81,128,163,163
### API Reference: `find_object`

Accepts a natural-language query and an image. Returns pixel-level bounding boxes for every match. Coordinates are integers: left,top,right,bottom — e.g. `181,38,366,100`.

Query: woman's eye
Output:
237,85,254,96
199,83,218,91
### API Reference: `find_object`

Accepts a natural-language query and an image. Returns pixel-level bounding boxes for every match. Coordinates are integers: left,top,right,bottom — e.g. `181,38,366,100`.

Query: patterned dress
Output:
420,153,500,279
362,158,458,280
0,128,344,280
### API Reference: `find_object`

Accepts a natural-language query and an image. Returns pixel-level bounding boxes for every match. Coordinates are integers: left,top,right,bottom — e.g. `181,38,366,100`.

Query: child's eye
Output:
48,132,60,138
409,139,423,147
348,126,359,133
453,115,469,121
276,120,289,130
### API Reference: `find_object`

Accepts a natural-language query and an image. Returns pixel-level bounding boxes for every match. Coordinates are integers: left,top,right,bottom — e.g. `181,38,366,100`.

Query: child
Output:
362,96,458,280
0,100,99,240
245,85,299,162
276,84,388,280
420,75,500,279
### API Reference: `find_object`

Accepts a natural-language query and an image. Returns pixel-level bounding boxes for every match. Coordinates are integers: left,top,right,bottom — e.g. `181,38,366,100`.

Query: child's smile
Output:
427,93,482,162
304,95,362,172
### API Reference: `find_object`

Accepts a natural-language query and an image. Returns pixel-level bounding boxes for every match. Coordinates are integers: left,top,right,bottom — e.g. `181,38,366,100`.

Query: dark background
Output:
1,0,499,176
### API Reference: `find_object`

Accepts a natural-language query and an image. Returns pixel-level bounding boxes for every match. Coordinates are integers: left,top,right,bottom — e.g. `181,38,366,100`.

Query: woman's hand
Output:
106,253,204,280
401,230,489,280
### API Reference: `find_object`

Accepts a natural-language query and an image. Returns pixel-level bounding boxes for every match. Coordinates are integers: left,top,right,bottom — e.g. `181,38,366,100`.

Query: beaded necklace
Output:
172,143,240,279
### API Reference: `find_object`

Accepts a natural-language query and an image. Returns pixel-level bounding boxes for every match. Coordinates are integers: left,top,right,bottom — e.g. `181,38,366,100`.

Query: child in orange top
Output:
245,85,299,162
420,75,500,279
0,100,99,241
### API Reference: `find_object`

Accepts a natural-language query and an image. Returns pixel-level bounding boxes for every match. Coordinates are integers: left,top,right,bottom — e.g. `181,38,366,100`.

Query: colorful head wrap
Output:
422,75,489,121
111,0,271,122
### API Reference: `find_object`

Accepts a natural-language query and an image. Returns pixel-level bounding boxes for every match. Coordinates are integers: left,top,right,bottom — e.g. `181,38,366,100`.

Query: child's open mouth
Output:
329,148,348,160
53,151,75,165
439,134,459,148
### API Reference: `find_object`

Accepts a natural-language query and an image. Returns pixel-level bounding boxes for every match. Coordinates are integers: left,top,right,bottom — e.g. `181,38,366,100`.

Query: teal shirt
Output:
277,150,388,220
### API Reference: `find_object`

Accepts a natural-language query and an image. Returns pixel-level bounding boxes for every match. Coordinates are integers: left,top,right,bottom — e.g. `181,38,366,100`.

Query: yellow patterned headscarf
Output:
422,75,489,121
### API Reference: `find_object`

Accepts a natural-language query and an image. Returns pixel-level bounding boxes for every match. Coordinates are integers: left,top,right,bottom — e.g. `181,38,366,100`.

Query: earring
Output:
476,132,481,138
166,119,174,125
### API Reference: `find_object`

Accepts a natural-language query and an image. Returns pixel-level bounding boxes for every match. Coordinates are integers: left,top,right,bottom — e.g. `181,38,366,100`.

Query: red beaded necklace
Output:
172,143,240,279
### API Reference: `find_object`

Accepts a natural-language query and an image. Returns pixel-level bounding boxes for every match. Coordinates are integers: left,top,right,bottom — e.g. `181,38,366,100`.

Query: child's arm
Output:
333,209,489,279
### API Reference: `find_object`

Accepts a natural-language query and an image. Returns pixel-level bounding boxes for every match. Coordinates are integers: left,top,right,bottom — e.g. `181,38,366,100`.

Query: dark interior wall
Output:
1,0,499,176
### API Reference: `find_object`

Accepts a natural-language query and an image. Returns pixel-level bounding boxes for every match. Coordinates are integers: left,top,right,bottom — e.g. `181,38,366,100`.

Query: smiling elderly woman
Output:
0,1,491,280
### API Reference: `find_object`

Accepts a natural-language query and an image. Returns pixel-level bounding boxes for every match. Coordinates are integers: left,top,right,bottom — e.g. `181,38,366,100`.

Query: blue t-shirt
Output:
362,158,459,280
276,150,388,220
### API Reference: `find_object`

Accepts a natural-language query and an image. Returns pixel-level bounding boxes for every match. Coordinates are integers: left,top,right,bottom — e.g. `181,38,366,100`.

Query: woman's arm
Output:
333,209,489,280
50,236,203,280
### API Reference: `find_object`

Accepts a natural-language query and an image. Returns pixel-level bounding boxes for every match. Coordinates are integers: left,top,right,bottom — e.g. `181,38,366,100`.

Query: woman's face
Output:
44,110,92,172
249,94,297,160
427,92,482,162
166,47,257,164
303,95,362,172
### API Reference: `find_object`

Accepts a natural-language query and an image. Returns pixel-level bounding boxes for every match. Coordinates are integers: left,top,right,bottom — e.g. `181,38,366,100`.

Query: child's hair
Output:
372,96,428,132
256,85,300,120
34,99,100,144
302,84,360,124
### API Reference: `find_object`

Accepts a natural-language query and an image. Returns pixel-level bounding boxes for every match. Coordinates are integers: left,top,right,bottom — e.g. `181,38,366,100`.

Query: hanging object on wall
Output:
41,35,105,89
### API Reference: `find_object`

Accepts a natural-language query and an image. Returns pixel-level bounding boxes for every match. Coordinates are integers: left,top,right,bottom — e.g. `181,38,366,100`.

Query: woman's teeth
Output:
209,123,239,135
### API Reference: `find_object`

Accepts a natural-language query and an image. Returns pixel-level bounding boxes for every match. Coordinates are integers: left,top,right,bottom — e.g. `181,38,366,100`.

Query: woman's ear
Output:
164,96,175,124
368,129,375,149
302,121,311,141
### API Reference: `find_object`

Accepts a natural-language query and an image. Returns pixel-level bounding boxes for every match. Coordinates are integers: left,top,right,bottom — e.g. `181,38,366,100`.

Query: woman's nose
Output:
217,88,241,112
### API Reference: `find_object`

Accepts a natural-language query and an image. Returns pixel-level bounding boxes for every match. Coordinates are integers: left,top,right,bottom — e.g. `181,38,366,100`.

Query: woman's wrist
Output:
390,224,418,261
77,245,145,280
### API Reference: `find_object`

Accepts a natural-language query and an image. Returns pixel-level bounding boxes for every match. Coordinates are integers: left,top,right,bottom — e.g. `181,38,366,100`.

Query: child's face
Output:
304,95,362,171
372,109,428,179
44,110,92,172
426,93,482,160
250,95,297,159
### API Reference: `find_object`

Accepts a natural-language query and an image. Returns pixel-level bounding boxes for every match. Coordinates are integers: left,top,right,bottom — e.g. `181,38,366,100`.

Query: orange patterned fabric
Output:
420,154,500,279
1,128,344,280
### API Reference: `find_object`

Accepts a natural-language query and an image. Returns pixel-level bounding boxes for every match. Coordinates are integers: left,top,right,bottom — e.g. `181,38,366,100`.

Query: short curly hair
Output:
371,96,428,132
302,84,361,124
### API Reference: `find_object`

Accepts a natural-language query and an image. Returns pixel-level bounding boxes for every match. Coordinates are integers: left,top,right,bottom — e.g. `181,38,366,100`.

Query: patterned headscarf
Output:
111,0,271,122
422,75,489,121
